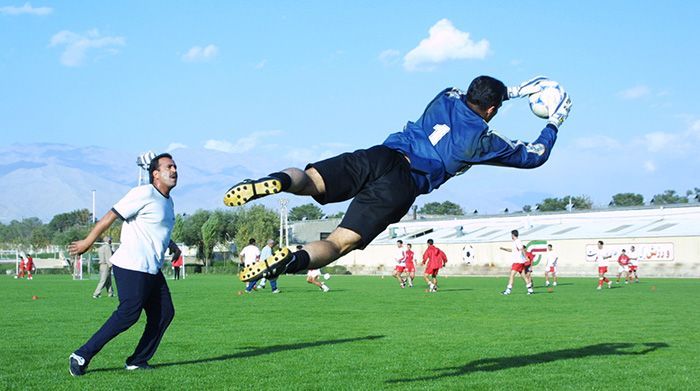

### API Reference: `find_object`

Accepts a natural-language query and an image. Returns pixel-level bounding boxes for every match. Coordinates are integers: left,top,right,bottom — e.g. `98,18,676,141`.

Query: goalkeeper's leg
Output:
239,227,361,282
224,167,326,207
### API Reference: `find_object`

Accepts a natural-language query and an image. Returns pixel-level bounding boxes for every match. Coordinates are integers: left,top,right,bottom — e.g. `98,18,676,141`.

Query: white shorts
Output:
307,269,321,278
617,265,629,273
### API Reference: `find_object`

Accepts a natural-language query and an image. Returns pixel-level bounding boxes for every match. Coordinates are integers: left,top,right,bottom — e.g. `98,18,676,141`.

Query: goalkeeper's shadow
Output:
386,342,669,384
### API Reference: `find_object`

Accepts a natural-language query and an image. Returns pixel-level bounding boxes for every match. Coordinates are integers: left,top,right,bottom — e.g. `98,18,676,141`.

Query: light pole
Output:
92,189,96,223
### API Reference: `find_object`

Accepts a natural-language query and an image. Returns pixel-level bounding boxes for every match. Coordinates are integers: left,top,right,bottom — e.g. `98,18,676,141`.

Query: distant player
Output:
25,254,34,280
16,254,26,279
628,245,640,282
404,243,416,288
391,240,407,288
239,238,261,293
422,239,447,292
616,249,631,284
544,244,558,287
594,240,613,290
303,245,330,292
501,230,533,295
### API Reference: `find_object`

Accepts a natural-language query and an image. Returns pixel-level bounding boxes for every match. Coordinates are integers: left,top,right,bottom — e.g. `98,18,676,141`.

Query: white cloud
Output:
618,85,651,100
182,44,219,62
203,131,280,154
0,2,52,15
403,19,489,72
643,160,656,173
378,49,400,66
166,143,188,152
49,29,125,67
255,59,267,69
691,119,700,132
642,131,678,153
572,135,622,150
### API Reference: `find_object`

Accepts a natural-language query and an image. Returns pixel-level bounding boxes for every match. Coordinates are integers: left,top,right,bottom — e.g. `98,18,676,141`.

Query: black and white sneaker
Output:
125,362,153,371
69,353,87,377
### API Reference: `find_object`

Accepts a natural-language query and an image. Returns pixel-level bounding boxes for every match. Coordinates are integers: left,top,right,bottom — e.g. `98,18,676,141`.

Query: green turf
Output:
1,274,698,390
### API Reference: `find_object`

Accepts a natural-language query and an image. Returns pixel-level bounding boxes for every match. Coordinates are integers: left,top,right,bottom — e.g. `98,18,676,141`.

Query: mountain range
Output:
0,142,568,223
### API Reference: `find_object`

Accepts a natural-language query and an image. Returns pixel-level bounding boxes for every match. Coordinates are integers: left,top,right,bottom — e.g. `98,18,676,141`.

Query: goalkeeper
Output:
225,75,572,282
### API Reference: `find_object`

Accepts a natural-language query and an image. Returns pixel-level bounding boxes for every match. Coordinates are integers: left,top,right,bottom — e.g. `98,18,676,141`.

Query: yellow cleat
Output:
223,177,282,207
239,248,292,282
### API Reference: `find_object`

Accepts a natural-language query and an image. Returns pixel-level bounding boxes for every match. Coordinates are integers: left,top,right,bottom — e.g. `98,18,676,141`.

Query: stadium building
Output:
291,205,700,278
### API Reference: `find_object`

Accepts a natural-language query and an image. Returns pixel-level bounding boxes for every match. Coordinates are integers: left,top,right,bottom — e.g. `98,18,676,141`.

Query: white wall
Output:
329,235,700,278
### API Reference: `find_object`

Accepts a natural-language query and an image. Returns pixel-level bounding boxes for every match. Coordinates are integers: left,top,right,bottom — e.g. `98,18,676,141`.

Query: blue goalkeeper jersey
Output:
382,87,558,194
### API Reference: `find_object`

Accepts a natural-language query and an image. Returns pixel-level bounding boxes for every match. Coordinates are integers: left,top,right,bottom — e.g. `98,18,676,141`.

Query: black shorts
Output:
308,145,418,248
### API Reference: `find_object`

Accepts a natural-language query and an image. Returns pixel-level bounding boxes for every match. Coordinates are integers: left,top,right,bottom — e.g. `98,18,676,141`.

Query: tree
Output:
48,209,91,233
234,205,279,253
176,210,212,260
418,201,464,215
652,190,688,205
201,214,221,272
611,193,644,207
289,203,323,221
522,205,532,213
538,195,592,211
327,211,345,219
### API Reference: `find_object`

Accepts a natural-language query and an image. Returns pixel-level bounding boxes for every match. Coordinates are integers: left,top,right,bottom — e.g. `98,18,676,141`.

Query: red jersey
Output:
423,245,447,270
618,254,630,266
405,249,414,264
172,255,183,268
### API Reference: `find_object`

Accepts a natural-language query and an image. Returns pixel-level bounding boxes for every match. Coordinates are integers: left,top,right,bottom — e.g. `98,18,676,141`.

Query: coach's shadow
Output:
160,335,385,367
89,335,384,373
387,342,669,384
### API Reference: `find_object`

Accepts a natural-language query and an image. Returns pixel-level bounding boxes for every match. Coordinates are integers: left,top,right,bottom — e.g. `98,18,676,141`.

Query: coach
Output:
68,152,181,376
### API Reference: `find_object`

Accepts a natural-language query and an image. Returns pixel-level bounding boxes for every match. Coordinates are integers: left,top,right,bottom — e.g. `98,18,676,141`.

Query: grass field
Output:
1,273,698,390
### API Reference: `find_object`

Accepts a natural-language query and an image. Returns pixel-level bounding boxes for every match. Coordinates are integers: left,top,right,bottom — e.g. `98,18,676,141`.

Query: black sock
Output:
268,172,292,191
285,250,311,274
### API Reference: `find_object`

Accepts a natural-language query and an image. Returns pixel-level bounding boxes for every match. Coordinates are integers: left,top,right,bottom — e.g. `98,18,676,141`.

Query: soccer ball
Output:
529,81,565,119
323,273,331,280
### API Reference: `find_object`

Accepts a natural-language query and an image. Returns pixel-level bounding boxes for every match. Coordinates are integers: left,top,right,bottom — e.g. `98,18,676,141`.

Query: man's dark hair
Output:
598,240,604,245
249,238,256,245
511,229,519,237
427,239,434,245
148,153,173,184
466,75,507,112
397,240,403,244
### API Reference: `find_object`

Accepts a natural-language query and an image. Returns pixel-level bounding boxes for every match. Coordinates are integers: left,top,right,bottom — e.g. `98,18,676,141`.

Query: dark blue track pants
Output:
75,265,175,366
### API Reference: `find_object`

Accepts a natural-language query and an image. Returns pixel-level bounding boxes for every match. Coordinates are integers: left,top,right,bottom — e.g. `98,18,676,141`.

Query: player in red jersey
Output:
616,249,631,284
404,243,416,288
595,240,613,290
25,254,34,280
17,254,27,279
391,240,407,288
422,239,447,292
501,230,533,295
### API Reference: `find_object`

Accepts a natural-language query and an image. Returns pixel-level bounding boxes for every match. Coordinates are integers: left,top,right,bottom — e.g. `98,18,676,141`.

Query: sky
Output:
2,1,700,214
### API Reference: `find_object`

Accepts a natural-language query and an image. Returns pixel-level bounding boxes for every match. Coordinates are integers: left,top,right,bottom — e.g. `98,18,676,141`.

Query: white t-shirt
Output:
240,245,261,267
594,248,610,267
110,185,175,275
545,251,558,268
260,245,273,261
394,247,406,265
512,239,525,263
628,248,639,266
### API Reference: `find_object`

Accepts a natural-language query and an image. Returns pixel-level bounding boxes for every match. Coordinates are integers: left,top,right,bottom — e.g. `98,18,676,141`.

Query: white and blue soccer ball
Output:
529,81,565,119
323,273,331,280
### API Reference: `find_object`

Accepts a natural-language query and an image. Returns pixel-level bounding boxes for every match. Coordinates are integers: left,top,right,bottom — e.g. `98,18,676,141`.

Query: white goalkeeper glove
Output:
547,92,572,128
507,76,549,99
